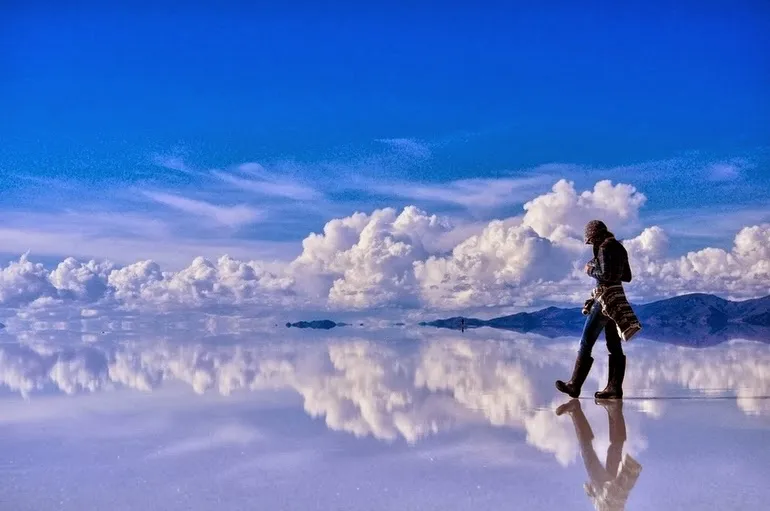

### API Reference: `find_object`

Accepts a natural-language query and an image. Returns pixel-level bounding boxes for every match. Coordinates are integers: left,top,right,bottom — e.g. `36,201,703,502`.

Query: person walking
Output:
555,220,641,400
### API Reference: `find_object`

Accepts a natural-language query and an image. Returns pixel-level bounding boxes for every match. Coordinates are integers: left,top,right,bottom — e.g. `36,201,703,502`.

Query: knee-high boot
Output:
595,354,625,399
556,353,594,398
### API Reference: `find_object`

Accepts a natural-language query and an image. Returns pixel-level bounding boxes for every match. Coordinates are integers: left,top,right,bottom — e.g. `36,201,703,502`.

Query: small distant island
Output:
286,320,347,329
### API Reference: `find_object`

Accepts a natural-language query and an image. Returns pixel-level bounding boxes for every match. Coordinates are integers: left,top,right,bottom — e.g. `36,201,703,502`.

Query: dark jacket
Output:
588,237,632,285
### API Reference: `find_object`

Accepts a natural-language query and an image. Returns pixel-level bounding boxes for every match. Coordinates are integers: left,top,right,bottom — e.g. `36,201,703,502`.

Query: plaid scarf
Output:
592,284,642,341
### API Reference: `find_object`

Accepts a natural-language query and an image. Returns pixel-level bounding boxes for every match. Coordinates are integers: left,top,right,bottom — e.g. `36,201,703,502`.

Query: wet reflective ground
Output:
1,313,768,510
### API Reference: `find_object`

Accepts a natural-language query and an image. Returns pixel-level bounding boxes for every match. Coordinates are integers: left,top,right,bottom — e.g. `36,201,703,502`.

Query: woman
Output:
555,220,640,400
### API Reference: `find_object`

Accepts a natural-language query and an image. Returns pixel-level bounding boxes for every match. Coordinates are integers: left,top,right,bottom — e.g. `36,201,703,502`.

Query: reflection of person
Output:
556,220,641,399
556,399,642,511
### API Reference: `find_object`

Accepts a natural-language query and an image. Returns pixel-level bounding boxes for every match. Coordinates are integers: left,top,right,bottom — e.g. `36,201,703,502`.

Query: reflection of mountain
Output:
421,293,770,346
629,322,770,347
285,320,345,329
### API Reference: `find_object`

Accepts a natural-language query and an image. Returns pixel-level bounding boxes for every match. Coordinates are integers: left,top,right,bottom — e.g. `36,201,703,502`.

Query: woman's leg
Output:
595,320,626,399
578,305,610,359
556,306,607,398
604,320,624,358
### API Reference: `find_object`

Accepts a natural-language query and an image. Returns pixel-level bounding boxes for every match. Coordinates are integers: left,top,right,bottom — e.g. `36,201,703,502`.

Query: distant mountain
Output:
419,307,584,332
745,311,770,326
420,293,770,346
286,320,347,329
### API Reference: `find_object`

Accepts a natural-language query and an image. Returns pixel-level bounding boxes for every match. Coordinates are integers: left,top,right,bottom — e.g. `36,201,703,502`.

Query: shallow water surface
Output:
0,318,768,510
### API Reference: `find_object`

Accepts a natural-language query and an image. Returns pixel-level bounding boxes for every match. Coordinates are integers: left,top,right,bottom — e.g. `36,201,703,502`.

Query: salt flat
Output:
0,315,768,511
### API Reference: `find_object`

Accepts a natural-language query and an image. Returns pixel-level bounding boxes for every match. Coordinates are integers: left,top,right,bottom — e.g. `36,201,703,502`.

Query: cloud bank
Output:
2,179,769,311
4,332,768,462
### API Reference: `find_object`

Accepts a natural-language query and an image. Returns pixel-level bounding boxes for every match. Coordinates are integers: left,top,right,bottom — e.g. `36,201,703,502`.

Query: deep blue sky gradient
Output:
1,1,769,266
3,1,768,177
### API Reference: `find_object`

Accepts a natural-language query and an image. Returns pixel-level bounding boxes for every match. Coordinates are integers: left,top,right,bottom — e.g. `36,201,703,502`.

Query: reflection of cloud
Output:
1,333,768,463
150,423,263,458
635,399,666,418
415,340,536,426
0,343,110,397
297,342,428,442
525,407,578,466
622,340,770,416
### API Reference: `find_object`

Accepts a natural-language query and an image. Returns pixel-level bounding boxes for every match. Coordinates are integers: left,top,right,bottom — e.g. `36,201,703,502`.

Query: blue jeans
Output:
578,301,624,359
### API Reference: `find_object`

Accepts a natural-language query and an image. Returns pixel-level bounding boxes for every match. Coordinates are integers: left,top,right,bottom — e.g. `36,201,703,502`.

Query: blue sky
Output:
1,1,769,268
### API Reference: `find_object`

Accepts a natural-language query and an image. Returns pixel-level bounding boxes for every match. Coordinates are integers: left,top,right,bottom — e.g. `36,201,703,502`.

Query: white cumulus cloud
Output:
0,254,58,307
0,179,768,311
